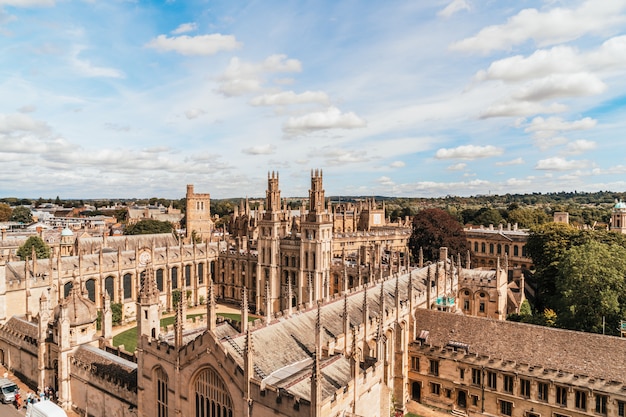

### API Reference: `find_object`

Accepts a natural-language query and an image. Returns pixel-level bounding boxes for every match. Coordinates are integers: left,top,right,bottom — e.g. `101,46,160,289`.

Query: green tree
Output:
17,236,51,260
124,219,174,235
472,207,504,227
10,206,33,224
111,303,122,325
507,207,549,228
408,208,469,263
0,203,11,221
556,241,626,334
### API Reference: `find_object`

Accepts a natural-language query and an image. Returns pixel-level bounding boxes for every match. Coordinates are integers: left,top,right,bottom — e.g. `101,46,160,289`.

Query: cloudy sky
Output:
1,0,626,199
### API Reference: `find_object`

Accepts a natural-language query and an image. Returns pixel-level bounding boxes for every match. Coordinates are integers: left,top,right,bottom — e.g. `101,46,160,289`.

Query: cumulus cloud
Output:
535,157,588,171
565,139,596,155
0,0,54,5
171,22,197,35
308,146,369,165
184,108,206,119
283,107,366,135
525,116,596,135
495,158,524,166
447,162,467,171
146,34,241,56
435,144,503,160
0,113,50,135
450,0,626,54
249,91,330,106
390,161,405,168
511,73,606,101
438,0,470,18
480,101,567,118
217,55,302,97
241,144,275,155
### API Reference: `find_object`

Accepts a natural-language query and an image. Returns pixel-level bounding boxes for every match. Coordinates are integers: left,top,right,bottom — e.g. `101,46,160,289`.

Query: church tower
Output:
610,200,626,234
136,252,161,341
299,169,333,303
185,184,214,242
256,172,288,314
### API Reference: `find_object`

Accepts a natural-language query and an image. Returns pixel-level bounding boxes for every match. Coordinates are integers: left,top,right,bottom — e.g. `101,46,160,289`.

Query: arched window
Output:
481,243,486,253
194,367,233,417
474,242,478,252
105,276,115,301
156,367,168,417
198,263,204,285
156,269,164,292
171,267,179,289
85,279,96,302
63,281,73,298
123,273,132,300
513,245,519,257
185,265,192,287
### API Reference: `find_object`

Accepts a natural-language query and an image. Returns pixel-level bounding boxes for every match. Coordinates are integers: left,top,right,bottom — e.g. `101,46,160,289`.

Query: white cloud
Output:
0,113,50,135
535,136,568,151
495,157,524,166
146,34,241,56
450,0,626,54
447,162,467,170
480,101,567,118
217,55,302,97
0,0,54,5
241,144,275,155
511,73,606,101
171,23,197,35
377,176,395,187
283,106,366,135
435,144,503,160
308,146,369,165
535,157,588,171
390,161,405,168
438,0,470,18
17,104,36,113
525,116,597,136
565,139,596,154
71,48,124,78
184,108,206,119
249,91,330,107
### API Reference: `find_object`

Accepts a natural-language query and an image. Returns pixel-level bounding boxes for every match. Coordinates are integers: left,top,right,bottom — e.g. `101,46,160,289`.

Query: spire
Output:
241,286,249,333
310,301,323,417
466,249,471,269
207,278,216,333
419,247,424,269
343,294,350,354
244,327,253,417
265,280,271,325
174,296,184,349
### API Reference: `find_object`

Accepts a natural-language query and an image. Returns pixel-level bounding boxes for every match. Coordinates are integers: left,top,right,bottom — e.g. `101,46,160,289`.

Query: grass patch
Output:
112,312,256,352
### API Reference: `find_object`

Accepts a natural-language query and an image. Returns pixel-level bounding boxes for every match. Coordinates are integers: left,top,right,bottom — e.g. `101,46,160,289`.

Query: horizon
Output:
1,1,626,199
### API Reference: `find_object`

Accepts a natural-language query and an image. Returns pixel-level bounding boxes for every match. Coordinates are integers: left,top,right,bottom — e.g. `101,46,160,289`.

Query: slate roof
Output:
414,309,626,383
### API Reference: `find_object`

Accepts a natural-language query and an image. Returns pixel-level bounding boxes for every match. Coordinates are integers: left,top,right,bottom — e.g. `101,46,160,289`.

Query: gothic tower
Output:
185,184,213,242
256,172,288,314
299,169,333,303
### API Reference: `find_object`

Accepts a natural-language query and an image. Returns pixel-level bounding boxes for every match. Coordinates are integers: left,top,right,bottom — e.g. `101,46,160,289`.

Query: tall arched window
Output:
85,279,96,301
194,367,233,417
123,273,132,300
156,367,168,417
156,269,164,292
105,276,115,301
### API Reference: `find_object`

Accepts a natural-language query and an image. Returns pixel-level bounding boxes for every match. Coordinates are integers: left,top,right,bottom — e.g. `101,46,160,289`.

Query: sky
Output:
1,0,626,200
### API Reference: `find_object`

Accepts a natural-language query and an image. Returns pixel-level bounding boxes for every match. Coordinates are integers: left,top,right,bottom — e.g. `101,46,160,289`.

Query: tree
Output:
472,207,504,227
408,208,469,263
0,203,11,221
556,241,626,335
17,236,51,260
10,206,33,224
124,219,174,235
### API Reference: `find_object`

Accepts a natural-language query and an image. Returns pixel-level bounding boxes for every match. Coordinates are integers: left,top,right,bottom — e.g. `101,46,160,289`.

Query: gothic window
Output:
171,267,179,289
105,276,115,300
595,394,607,415
537,382,548,401
123,273,132,300
85,279,96,302
489,244,494,254
198,263,204,285
63,281,73,298
185,265,192,286
556,386,567,406
194,367,233,417
575,390,586,410
520,379,531,398
503,375,513,393
156,269,164,292
156,367,168,417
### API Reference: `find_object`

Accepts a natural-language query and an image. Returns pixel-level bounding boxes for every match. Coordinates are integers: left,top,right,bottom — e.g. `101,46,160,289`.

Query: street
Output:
0,401,24,416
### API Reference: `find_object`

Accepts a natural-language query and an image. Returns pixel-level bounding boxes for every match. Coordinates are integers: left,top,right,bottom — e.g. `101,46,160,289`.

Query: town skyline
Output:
1,1,626,199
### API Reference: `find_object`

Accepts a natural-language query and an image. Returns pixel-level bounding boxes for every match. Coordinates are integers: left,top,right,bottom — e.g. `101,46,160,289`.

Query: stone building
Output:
408,309,626,417
610,200,626,234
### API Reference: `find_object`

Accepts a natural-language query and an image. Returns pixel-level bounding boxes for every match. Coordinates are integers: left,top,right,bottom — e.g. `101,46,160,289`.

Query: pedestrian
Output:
14,390,21,409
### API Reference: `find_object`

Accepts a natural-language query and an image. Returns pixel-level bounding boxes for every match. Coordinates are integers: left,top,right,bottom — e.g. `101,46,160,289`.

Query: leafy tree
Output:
124,219,174,235
519,299,532,317
541,308,558,327
0,203,11,221
472,207,505,227
17,236,51,260
10,206,33,224
507,207,550,228
556,241,626,334
111,303,123,325
408,208,469,263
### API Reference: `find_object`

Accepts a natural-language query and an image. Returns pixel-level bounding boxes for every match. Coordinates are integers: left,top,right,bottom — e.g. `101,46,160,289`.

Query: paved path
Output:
406,400,452,417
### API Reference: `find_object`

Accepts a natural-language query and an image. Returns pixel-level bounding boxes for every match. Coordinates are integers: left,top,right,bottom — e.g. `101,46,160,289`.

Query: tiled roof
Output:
414,309,626,383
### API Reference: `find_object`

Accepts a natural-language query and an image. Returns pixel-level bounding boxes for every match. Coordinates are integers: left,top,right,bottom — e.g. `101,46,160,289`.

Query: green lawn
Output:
112,312,255,353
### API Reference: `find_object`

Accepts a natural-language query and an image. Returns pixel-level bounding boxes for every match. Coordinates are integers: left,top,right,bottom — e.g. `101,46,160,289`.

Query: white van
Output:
0,377,18,403
25,400,69,417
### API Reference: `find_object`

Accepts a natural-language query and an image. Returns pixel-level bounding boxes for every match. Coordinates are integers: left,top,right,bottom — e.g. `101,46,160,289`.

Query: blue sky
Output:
1,0,626,199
